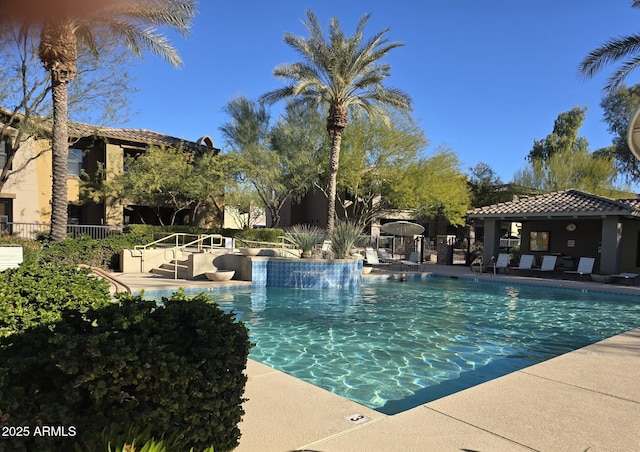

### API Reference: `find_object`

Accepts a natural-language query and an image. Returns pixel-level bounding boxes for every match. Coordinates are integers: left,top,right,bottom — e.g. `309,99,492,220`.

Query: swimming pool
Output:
146,276,640,414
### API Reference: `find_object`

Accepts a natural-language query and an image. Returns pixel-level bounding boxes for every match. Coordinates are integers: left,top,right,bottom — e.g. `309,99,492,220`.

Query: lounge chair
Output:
611,272,639,285
563,257,595,280
512,254,535,275
492,253,510,273
377,248,398,263
399,251,422,270
529,255,557,276
365,247,390,267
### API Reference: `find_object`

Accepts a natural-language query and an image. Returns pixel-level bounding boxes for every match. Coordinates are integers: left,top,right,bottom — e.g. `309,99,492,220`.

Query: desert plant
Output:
285,224,325,256
102,425,215,452
329,221,363,258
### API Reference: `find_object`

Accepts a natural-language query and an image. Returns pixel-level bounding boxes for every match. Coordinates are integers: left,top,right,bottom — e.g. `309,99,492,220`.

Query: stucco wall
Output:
2,137,49,223
520,219,602,271
620,218,640,273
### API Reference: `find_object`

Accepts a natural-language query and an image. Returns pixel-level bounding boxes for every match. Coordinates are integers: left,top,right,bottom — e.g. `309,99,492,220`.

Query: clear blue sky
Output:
120,0,640,184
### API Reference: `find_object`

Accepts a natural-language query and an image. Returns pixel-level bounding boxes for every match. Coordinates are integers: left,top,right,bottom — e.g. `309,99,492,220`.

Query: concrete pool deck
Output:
113,264,640,451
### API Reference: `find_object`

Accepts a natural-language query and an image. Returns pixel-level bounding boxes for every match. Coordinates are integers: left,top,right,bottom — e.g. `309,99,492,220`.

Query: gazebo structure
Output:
467,189,640,275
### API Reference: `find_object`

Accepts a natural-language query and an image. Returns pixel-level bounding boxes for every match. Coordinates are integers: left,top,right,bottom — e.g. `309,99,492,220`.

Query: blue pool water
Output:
146,276,640,414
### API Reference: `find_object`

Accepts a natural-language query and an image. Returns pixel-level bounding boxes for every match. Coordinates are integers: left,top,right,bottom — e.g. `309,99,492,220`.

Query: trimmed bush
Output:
0,290,250,452
0,262,112,338
33,231,152,270
234,227,285,244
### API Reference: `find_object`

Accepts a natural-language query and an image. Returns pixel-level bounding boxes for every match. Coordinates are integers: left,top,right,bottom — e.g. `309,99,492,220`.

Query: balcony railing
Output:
1,222,124,240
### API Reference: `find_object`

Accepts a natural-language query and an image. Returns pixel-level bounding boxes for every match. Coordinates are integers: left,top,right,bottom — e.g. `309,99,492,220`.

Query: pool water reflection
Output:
147,277,640,414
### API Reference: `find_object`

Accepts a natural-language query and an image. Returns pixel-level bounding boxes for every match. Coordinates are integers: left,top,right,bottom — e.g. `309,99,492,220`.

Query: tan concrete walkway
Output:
113,265,640,451
237,331,640,452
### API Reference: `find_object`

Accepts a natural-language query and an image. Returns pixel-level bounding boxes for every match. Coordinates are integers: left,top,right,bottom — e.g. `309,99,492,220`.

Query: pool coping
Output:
112,264,640,451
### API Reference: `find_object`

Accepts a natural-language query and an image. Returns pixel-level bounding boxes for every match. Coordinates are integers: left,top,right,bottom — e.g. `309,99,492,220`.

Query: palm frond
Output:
605,54,640,91
579,34,640,78
98,20,182,67
103,0,196,36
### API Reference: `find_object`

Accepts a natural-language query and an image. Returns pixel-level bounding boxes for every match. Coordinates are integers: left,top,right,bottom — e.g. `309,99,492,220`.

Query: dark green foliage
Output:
0,291,250,452
234,227,285,244
0,262,112,338
31,231,152,270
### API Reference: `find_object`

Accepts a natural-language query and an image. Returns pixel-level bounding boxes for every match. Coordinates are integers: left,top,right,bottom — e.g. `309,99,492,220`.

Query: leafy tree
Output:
334,113,428,224
468,163,508,207
578,0,640,91
220,97,324,227
393,147,470,226
223,183,265,229
6,0,195,241
527,106,589,162
0,26,134,193
261,10,412,234
513,148,628,196
598,83,640,182
516,108,632,196
95,145,237,227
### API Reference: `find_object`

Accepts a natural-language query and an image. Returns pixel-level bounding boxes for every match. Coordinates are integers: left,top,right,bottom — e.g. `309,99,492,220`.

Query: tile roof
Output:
2,108,218,152
68,122,217,152
467,189,640,219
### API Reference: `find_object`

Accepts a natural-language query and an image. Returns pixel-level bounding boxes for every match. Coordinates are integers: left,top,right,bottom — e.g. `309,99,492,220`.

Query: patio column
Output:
483,218,502,267
600,217,622,274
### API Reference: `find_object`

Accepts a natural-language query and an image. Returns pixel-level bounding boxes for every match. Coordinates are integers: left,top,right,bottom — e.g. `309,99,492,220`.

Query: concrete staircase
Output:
150,257,190,279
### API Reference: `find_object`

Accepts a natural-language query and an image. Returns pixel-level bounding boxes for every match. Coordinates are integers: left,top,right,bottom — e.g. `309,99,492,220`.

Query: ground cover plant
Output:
0,262,112,338
0,237,251,451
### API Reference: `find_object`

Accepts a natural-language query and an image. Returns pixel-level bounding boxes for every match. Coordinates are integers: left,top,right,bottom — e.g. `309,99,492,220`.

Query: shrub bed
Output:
0,290,250,452
0,263,112,338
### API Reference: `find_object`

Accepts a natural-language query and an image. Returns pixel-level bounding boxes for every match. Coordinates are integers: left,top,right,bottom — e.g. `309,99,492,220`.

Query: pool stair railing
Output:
123,233,231,278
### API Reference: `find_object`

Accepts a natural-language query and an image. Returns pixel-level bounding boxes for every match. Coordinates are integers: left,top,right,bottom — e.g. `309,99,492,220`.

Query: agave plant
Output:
329,221,363,258
285,224,325,257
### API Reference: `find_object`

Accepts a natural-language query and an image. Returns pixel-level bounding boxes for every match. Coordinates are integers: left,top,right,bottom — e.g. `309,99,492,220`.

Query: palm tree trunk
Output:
326,129,343,234
50,80,69,241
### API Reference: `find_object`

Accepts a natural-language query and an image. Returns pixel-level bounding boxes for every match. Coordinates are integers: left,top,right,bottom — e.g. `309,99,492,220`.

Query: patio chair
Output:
491,253,510,274
399,251,422,270
511,254,535,275
529,255,557,277
563,257,595,280
611,272,639,285
377,248,399,263
365,247,390,267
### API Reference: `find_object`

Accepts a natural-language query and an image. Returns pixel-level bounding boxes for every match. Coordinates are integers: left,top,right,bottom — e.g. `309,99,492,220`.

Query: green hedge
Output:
0,263,112,338
0,290,250,452
1,226,287,271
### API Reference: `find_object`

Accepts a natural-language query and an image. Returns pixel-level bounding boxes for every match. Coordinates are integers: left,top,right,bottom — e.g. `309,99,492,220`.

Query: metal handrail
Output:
78,264,132,294
134,233,227,278
237,237,297,250
167,234,225,279
133,232,198,252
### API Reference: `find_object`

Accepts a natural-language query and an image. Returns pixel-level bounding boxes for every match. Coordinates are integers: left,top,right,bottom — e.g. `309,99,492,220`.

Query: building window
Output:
0,198,12,235
68,147,83,176
0,140,11,170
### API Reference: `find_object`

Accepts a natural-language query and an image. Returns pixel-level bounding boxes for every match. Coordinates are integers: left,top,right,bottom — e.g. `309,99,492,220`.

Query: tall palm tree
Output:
261,10,412,234
578,0,640,91
33,0,195,240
